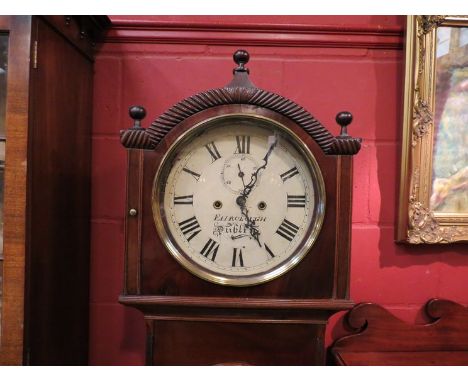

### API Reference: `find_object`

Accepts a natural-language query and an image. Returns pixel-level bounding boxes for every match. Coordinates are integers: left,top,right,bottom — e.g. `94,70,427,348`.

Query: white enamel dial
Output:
152,115,325,286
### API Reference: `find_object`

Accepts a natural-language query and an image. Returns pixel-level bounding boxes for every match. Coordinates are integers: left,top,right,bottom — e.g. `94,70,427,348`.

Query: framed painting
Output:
397,16,468,243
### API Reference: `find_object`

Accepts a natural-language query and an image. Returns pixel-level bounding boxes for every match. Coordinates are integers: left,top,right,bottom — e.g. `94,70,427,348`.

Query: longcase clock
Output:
119,50,361,365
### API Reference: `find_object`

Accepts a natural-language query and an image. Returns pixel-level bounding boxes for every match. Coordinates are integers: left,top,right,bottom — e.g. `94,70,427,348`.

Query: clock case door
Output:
119,52,361,365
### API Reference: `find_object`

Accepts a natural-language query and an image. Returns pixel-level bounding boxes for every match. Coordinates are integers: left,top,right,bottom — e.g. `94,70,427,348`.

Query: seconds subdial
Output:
221,154,260,194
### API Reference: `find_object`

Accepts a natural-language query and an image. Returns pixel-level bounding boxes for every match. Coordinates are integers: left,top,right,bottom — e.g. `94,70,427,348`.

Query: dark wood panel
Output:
151,320,325,365
334,156,353,299
124,149,144,295
24,17,93,365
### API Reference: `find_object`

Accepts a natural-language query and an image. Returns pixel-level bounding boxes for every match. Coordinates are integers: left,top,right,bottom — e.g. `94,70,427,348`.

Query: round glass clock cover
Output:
152,114,325,286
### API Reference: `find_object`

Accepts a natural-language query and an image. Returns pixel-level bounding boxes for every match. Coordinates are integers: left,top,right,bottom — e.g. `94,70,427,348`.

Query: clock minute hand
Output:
242,134,278,198
263,133,279,163
235,134,278,247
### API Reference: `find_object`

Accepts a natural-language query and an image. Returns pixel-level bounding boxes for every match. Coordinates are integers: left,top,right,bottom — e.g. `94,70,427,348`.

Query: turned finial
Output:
336,111,353,137
129,105,146,130
233,49,250,74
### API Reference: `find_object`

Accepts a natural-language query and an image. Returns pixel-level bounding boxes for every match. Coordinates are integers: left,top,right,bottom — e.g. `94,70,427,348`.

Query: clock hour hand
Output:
235,195,262,247
237,163,246,189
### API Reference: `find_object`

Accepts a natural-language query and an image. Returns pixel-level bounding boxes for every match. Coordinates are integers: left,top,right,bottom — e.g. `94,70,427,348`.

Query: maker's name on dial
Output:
213,213,266,223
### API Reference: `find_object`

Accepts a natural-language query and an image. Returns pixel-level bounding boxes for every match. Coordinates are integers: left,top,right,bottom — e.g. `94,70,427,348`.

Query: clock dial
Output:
152,115,325,286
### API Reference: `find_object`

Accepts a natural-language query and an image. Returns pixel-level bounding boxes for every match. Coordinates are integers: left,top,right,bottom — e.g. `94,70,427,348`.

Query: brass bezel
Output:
152,113,326,286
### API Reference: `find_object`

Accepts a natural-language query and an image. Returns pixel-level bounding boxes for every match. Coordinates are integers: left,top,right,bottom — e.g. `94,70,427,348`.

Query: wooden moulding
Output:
119,295,355,324
119,295,354,310
104,19,404,50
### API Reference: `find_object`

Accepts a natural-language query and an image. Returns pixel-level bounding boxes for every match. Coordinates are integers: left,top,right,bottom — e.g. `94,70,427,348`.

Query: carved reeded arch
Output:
120,50,362,156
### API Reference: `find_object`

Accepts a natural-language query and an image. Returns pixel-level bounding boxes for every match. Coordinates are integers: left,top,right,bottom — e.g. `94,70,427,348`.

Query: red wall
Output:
89,15,468,365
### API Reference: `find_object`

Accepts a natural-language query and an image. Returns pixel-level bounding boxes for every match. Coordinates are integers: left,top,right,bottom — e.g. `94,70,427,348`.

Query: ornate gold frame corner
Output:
397,15,468,244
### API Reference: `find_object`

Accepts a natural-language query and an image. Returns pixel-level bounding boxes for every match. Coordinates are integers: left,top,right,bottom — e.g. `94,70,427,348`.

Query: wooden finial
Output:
336,111,353,137
129,105,146,130
233,49,250,74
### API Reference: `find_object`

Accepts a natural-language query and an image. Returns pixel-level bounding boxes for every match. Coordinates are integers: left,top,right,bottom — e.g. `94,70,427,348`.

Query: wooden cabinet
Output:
0,15,109,365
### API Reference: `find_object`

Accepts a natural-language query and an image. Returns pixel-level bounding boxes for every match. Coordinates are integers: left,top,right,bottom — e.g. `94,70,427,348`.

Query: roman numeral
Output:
264,244,275,258
280,167,299,182
174,195,194,205
276,219,299,242
287,194,306,208
205,141,222,162
235,135,250,154
178,216,201,241
200,238,219,261
232,248,244,267
182,167,201,181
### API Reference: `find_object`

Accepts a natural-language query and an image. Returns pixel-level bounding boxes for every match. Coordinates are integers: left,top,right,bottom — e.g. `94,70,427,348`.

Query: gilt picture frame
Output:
397,15,468,244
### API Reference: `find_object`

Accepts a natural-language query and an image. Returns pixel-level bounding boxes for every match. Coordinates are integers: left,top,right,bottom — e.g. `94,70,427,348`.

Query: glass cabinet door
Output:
0,32,8,337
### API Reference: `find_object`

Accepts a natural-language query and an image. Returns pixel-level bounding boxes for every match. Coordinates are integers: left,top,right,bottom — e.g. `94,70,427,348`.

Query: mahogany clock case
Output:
124,104,353,301
120,51,360,365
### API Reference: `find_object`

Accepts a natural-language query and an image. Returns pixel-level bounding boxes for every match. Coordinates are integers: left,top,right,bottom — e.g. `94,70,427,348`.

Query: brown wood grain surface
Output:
150,320,325,365
330,299,468,365
24,17,94,365
0,15,32,366
0,15,109,365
